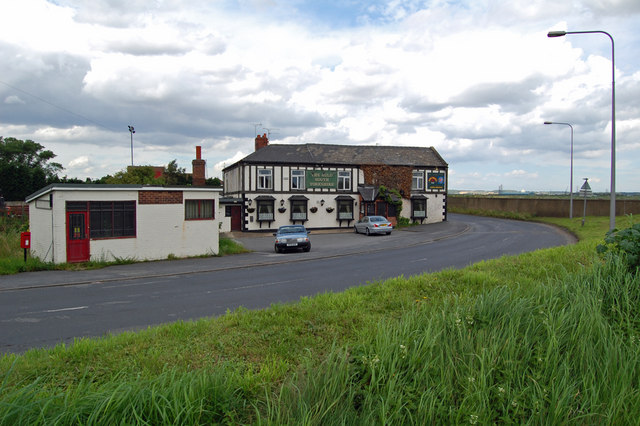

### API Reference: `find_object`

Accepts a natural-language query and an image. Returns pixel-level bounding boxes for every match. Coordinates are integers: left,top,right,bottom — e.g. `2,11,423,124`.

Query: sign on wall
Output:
306,170,337,189
427,172,446,190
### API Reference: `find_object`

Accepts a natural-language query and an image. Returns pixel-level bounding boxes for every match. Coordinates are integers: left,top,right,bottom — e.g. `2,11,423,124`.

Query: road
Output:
0,214,575,354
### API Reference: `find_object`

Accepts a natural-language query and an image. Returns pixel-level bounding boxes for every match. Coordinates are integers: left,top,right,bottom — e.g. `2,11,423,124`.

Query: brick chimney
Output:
192,146,206,186
255,133,269,151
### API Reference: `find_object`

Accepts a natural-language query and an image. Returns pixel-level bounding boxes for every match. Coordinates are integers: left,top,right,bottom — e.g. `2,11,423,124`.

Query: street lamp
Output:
128,125,135,166
548,29,616,231
544,121,574,218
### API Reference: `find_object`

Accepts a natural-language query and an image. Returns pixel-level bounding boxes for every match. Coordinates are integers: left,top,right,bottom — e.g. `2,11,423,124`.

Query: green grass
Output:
0,215,248,274
1,215,639,424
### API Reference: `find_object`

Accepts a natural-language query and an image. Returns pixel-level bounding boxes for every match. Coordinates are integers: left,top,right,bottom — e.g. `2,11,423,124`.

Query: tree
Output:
105,166,165,185
164,159,189,185
0,137,63,200
206,177,223,187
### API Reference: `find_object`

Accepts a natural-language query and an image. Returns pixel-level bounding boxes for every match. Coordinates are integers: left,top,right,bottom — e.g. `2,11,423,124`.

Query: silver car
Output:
354,215,393,235
274,225,311,253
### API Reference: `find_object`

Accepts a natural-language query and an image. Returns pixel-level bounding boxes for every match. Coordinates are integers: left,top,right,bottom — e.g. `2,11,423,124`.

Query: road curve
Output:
0,214,574,354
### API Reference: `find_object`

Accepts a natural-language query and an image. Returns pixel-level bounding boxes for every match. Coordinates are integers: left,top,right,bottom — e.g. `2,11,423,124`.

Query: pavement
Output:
0,219,472,292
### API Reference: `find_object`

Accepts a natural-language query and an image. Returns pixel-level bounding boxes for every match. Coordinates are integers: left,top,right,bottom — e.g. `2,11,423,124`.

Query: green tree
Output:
164,159,189,185
0,137,63,200
206,177,223,187
105,166,165,185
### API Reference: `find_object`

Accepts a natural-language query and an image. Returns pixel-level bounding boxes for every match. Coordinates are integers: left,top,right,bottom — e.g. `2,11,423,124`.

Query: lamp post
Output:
128,125,135,166
548,30,616,231
544,121,574,218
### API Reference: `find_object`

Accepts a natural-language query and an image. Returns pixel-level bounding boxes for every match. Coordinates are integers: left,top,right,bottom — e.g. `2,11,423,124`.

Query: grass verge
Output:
0,214,248,274
0,215,638,424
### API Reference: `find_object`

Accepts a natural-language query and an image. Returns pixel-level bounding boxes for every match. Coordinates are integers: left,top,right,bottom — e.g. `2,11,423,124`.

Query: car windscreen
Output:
370,216,385,222
280,227,305,234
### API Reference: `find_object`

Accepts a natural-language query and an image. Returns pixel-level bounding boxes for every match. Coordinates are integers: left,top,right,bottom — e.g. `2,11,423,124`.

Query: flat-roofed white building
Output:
26,185,221,264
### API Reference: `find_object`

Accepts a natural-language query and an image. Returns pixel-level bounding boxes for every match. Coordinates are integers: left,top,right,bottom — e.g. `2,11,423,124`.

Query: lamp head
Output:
544,121,553,125
547,31,567,38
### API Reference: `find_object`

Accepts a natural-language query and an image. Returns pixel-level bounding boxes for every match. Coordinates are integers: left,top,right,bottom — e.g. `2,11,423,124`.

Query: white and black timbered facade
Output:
221,134,448,232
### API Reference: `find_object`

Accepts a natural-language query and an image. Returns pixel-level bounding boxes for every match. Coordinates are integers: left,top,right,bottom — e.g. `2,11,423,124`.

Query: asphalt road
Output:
0,214,575,354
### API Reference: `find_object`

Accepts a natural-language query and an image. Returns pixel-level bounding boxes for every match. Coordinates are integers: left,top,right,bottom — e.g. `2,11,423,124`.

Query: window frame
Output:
257,168,273,190
257,200,275,222
337,171,351,191
291,169,305,190
412,170,425,191
411,198,427,219
290,199,308,222
337,199,354,220
88,201,136,239
185,199,215,220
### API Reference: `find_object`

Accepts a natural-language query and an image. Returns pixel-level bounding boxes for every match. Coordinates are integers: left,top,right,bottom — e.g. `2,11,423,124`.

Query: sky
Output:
1,0,639,193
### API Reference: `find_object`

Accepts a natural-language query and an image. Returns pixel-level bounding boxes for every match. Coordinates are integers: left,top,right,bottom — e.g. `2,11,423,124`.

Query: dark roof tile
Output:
231,144,447,168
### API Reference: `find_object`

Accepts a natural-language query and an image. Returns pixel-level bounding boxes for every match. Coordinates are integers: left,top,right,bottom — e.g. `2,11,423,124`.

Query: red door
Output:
66,211,90,263
230,206,242,231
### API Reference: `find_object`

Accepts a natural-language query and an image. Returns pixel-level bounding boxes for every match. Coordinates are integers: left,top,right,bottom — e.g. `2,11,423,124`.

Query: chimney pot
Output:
255,134,269,151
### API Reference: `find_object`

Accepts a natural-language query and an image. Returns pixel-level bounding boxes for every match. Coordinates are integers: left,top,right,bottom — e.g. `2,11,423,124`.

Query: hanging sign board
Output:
427,172,446,190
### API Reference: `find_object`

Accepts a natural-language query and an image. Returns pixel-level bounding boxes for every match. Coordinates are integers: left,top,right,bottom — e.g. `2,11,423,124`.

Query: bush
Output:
597,221,640,274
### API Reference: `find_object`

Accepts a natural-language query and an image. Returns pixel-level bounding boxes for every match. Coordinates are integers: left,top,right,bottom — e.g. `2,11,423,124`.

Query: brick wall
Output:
362,165,413,196
138,191,183,204
448,196,640,217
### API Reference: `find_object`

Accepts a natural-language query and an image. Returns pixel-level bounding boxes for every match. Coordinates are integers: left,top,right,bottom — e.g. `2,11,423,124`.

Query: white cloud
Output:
0,0,638,192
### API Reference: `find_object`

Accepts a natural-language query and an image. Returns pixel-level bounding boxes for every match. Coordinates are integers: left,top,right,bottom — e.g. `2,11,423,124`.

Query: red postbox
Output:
20,231,31,249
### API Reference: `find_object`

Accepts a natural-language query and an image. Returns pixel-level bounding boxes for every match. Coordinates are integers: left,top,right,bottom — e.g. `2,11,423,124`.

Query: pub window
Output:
89,201,136,239
291,170,305,190
258,168,273,190
291,199,307,221
337,200,353,220
337,171,351,190
412,199,427,218
257,200,274,221
412,171,424,190
185,199,215,220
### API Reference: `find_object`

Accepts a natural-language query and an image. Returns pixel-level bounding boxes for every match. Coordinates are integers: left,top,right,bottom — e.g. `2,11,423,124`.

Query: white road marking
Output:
44,306,89,313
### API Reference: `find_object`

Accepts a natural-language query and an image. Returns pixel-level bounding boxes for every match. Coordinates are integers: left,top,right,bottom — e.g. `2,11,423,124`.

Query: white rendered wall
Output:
28,197,55,263
28,187,221,264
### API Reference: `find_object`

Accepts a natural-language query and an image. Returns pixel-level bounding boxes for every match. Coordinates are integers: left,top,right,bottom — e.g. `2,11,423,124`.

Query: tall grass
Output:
1,215,639,424
265,257,640,424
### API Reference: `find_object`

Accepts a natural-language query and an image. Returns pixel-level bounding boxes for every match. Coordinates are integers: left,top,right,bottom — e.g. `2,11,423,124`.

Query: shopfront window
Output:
412,198,426,218
257,200,274,221
337,200,353,220
291,199,307,221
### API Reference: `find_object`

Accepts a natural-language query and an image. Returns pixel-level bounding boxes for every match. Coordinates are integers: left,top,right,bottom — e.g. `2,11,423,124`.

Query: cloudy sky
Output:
1,0,639,193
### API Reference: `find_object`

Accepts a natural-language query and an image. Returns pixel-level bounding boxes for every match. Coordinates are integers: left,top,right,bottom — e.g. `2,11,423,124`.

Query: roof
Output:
224,144,448,170
25,184,222,203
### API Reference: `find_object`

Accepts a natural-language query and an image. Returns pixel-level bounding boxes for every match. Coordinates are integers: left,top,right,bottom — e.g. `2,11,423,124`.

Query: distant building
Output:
220,134,448,232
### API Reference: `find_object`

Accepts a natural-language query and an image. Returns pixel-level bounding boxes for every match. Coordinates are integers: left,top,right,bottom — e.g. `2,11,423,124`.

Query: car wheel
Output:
354,226,358,234
365,228,370,236
386,232,391,235
303,245,310,252
274,245,280,253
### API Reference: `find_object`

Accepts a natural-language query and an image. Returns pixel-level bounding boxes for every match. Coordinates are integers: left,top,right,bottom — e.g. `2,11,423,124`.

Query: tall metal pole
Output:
544,121,574,218
128,125,135,166
548,30,616,231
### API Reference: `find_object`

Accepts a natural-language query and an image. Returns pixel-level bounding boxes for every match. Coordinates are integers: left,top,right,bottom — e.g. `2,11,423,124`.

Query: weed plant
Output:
1,215,639,424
